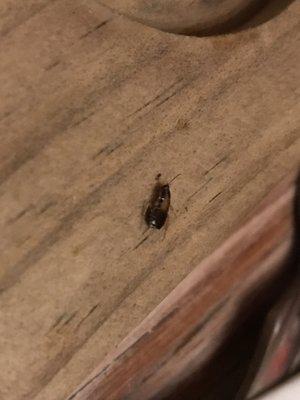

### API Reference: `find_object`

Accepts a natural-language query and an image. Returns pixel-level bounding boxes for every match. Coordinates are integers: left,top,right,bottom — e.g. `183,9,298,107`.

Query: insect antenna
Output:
168,173,181,185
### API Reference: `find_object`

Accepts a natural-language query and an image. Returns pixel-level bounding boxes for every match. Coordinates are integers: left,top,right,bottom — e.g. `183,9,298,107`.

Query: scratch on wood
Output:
51,314,67,330
105,142,123,156
132,235,149,251
208,191,223,203
51,311,77,332
7,204,33,224
38,200,56,214
92,146,109,160
79,19,111,39
154,81,190,109
204,156,228,175
126,79,184,119
92,142,123,160
76,304,99,330
187,177,213,202
44,60,60,71
67,364,110,400
57,311,78,332
71,111,96,128
155,91,178,108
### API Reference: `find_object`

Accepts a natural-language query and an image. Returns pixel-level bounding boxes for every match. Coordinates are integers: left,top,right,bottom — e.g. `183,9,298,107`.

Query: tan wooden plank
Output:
0,0,53,37
0,1,299,399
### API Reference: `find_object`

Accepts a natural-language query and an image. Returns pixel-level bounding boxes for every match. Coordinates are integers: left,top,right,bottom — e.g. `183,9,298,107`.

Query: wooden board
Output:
69,173,297,400
98,0,261,34
0,1,299,399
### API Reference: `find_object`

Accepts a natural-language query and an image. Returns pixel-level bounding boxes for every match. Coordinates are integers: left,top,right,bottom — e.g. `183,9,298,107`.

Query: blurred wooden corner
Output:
68,171,299,400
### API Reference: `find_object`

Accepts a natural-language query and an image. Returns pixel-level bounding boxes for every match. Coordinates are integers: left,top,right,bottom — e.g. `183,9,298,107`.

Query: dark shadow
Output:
241,0,297,30
186,0,296,36
158,172,300,400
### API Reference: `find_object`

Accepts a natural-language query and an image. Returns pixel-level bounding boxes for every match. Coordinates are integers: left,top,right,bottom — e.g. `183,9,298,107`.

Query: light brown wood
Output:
98,0,260,34
0,1,299,399
68,173,297,400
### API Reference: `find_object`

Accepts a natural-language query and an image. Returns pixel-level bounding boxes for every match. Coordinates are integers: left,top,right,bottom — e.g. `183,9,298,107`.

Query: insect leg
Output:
168,173,181,185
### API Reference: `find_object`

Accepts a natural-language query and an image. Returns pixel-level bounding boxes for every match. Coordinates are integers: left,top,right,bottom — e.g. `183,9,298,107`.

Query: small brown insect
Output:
145,174,180,230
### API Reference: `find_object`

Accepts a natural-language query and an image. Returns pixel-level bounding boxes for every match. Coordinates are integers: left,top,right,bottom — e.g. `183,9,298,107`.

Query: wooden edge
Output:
68,171,298,400
98,0,262,35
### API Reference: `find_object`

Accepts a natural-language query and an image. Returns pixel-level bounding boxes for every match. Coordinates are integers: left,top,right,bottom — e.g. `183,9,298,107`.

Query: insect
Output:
144,174,180,230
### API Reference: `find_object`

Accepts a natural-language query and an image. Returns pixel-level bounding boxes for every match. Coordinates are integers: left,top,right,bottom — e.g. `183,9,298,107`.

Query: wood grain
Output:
68,173,297,400
0,1,299,399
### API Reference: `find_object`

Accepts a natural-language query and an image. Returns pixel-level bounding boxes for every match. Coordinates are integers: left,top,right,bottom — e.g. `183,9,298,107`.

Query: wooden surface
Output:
0,1,299,399
69,174,297,400
99,0,260,34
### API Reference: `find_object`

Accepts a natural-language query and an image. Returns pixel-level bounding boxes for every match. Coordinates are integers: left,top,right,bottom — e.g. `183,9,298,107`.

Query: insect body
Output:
145,174,179,230
145,183,170,229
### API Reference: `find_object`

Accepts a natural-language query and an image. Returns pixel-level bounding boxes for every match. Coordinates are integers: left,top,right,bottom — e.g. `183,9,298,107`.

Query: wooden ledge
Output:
69,172,298,400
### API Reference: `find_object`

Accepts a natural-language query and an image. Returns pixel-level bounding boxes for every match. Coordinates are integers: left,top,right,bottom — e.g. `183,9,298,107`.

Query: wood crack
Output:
79,19,111,39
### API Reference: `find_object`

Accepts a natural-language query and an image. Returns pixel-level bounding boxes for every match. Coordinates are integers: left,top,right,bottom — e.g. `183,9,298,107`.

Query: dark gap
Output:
178,0,296,36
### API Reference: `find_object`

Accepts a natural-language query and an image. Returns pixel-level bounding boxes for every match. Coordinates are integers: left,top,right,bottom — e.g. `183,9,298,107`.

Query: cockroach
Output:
145,173,180,230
